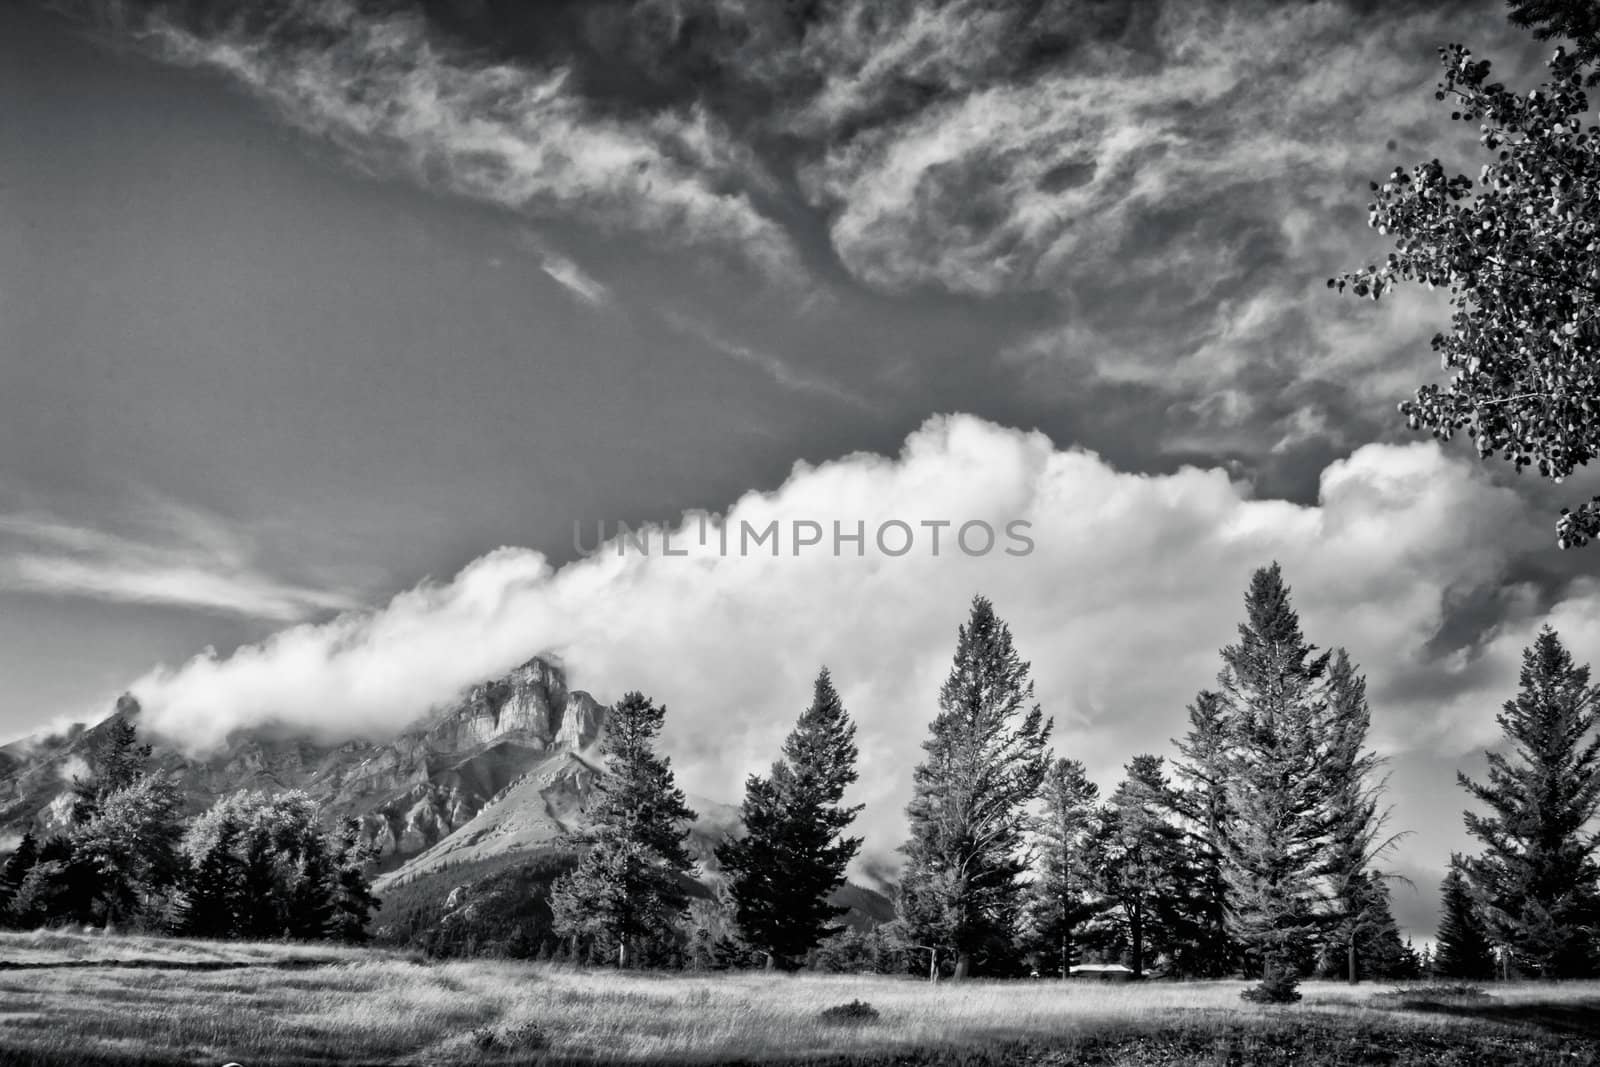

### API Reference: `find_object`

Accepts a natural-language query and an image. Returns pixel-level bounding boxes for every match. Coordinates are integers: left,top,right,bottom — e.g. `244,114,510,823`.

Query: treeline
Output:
0,718,379,942
541,562,1600,999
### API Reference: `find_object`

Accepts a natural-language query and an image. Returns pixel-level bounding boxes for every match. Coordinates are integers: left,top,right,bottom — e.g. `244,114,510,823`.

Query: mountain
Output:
0,658,606,871
0,657,894,933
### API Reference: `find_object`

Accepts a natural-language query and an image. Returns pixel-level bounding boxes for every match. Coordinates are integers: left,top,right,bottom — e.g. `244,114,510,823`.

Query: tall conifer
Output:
550,691,697,967
718,668,863,969
1217,563,1329,1002
898,596,1051,979
1459,628,1600,977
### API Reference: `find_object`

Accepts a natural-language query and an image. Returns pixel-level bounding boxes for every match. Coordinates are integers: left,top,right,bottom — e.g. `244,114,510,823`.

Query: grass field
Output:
3,931,1599,1066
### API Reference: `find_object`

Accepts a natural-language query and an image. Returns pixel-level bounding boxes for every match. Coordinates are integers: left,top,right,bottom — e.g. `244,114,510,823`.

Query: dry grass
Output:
2,931,1598,1066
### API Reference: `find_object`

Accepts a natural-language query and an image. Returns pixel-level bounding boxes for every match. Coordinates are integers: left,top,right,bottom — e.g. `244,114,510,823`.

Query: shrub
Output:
1240,972,1302,1004
818,999,880,1025
470,1021,550,1051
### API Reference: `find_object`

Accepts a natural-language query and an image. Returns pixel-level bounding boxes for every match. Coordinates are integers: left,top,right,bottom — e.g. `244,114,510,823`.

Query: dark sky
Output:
1,0,1596,940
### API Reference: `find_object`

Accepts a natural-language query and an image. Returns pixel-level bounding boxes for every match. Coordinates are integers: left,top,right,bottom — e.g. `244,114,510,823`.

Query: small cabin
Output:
1067,963,1138,982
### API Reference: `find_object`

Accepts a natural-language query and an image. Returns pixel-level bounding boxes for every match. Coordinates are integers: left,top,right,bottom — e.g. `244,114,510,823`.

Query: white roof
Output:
1069,964,1134,973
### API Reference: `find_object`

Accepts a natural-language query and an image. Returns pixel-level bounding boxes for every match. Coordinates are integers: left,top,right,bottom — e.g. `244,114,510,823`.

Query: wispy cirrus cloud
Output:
57,0,803,283
0,498,358,622
660,310,868,408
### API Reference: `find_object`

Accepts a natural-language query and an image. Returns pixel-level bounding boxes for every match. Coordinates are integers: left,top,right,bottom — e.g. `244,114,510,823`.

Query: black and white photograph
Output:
3,0,1600,1064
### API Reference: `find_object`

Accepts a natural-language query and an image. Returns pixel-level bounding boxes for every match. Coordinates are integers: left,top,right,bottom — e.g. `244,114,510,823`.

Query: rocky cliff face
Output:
0,656,607,870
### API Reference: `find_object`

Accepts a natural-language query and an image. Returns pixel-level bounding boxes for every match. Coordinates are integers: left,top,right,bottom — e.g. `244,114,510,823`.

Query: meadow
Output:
3,931,1599,1066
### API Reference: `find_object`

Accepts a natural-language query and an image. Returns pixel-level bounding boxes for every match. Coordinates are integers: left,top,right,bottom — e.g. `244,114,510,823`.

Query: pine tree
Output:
898,596,1052,979
1320,650,1403,984
238,827,284,939
1091,755,1194,978
287,833,337,940
0,832,39,925
1435,855,1496,981
1460,628,1600,978
328,817,381,944
717,667,863,969
1218,563,1330,1003
549,691,697,967
70,701,151,825
178,816,243,939
1027,757,1101,978
1171,690,1235,977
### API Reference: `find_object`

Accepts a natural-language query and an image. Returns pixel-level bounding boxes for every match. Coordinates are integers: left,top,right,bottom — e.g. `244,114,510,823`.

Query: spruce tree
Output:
717,667,863,969
1171,690,1235,977
1459,627,1600,978
286,834,337,940
1027,757,1101,977
550,691,697,967
238,828,284,939
1091,755,1193,978
179,816,243,939
1435,855,1496,981
328,817,381,944
0,832,39,925
1217,563,1330,1003
70,704,151,825
898,595,1052,979
1320,650,1402,984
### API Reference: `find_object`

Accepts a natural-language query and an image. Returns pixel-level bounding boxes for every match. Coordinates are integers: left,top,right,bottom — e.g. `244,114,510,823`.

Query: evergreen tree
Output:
1435,855,1496,981
70,701,151,825
1091,755,1194,978
1171,690,1235,977
898,596,1052,979
0,832,39,925
286,833,337,940
68,771,184,928
328,817,381,944
238,827,285,939
717,667,863,969
1027,757,1101,978
177,815,243,939
1217,563,1330,1003
1320,650,1403,984
1459,628,1600,977
549,691,697,967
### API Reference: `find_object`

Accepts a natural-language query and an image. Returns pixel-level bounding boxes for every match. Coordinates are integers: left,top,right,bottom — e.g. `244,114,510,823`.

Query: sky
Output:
2,0,1597,939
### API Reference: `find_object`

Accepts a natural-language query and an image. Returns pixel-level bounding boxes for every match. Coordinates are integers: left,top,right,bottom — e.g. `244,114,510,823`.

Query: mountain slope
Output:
0,658,605,871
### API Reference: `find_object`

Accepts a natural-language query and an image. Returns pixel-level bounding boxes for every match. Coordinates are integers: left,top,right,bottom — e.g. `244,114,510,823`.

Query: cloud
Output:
124,414,1586,918
659,310,867,406
537,250,612,308
58,0,802,283
0,498,358,622
55,755,89,785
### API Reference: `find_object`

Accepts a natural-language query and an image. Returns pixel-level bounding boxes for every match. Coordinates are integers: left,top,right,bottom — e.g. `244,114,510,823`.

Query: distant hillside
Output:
0,657,895,946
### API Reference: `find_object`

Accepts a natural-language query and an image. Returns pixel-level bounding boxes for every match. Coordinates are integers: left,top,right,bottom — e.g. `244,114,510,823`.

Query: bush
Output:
470,1021,550,1051
1241,972,1302,1004
818,999,880,1025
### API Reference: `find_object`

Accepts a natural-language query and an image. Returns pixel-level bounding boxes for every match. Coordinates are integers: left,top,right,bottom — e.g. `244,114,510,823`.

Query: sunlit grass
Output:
2,931,1597,1065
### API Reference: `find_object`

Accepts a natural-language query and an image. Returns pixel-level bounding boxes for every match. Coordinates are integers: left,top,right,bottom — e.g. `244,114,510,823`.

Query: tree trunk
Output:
765,952,776,972
953,951,972,980
1131,908,1144,979
1347,940,1358,985
618,940,627,969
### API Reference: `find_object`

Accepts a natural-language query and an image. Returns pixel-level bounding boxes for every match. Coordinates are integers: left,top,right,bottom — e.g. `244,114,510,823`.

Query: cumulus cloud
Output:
125,414,1583,902
0,499,359,622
